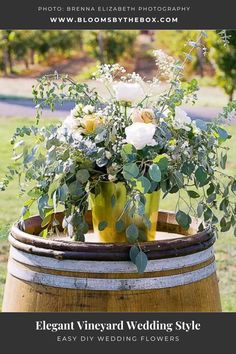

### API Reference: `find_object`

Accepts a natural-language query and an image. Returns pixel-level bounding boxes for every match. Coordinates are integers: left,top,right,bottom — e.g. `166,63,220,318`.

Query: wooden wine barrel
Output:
3,211,221,312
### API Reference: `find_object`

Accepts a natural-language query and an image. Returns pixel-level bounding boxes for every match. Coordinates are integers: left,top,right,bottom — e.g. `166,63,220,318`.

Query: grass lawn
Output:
0,117,236,311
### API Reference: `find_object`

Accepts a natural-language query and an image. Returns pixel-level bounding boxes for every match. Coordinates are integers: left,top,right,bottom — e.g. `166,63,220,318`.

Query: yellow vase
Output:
90,181,161,243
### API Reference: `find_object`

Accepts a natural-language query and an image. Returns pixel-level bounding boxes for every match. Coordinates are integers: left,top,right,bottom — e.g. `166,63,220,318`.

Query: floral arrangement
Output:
1,32,236,272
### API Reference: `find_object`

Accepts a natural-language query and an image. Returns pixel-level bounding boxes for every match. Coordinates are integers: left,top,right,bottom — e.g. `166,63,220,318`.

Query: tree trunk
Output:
197,48,205,77
30,49,35,65
24,58,29,69
97,32,105,64
2,49,8,75
78,37,83,51
7,48,13,74
229,90,234,102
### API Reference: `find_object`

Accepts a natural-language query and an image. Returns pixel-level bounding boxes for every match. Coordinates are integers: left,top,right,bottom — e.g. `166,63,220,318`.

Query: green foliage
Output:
122,163,139,180
98,220,108,231
213,31,236,101
137,176,151,193
1,31,236,274
0,30,84,75
85,30,138,64
76,169,90,184
129,245,148,273
148,164,161,182
115,219,126,233
135,250,148,273
176,210,192,230
0,118,235,307
126,224,139,243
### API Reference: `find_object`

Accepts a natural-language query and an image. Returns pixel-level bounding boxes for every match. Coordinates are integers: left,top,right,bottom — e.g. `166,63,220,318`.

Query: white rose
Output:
174,107,191,130
113,82,145,103
61,114,82,141
62,115,80,131
125,122,156,150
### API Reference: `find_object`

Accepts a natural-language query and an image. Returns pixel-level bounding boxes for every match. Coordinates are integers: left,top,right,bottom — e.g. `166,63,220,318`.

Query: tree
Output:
155,30,217,78
86,30,138,64
0,30,85,75
213,31,236,101
0,31,15,74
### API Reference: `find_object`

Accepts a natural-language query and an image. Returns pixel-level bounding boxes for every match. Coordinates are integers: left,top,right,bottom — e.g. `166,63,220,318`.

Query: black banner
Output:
0,313,235,352
0,0,235,30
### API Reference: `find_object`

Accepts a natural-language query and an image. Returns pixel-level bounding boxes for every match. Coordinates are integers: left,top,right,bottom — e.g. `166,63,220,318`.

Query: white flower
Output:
174,108,191,130
182,141,189,149
62,114,80,131
153,49,175,81
105,151,112,159
72,131,83,141
113,82,145,103
61,113,83,141
83,105,95,114
108,174,117,182
125,122,156,150
70,104,83,118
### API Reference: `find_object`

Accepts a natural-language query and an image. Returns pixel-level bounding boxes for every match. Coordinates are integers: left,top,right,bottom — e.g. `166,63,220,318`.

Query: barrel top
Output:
9,210,215,261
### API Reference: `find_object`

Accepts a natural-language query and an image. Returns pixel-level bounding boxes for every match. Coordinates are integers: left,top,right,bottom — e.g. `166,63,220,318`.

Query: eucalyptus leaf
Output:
126,224,139,243
181,161,195,176
204,208,213,221
137,176,151,193
153,155,168,172
187,190,200,199
76,169,90,184
68,180,84,198
122,163,139,181
129,245,140,263
135,250,148,273
220,153,227,170
176,210,191,230
232,180,236,193
121,144,136,162
58,184,69,202
115,219,126,233
207,193,216,204
197,203,204,218
148,164,161,182
174,171,184,188
98,220,108,231
38,195,49,218
207,183,215,196
138,229,147,241
195,119,208,131
216,127,230,143
195,166,208,186
41,214,52,228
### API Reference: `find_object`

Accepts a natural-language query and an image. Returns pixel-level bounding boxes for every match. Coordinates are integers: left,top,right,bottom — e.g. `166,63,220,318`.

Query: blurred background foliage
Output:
0,30,235,101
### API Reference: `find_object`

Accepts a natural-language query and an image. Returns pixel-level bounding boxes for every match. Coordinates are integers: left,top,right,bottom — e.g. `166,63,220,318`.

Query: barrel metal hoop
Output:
10,246,214,273
7,260,216,291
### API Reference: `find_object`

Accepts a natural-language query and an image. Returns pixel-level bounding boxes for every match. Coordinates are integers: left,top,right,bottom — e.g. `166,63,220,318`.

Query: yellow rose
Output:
82,114,104,134
132,109,155,124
